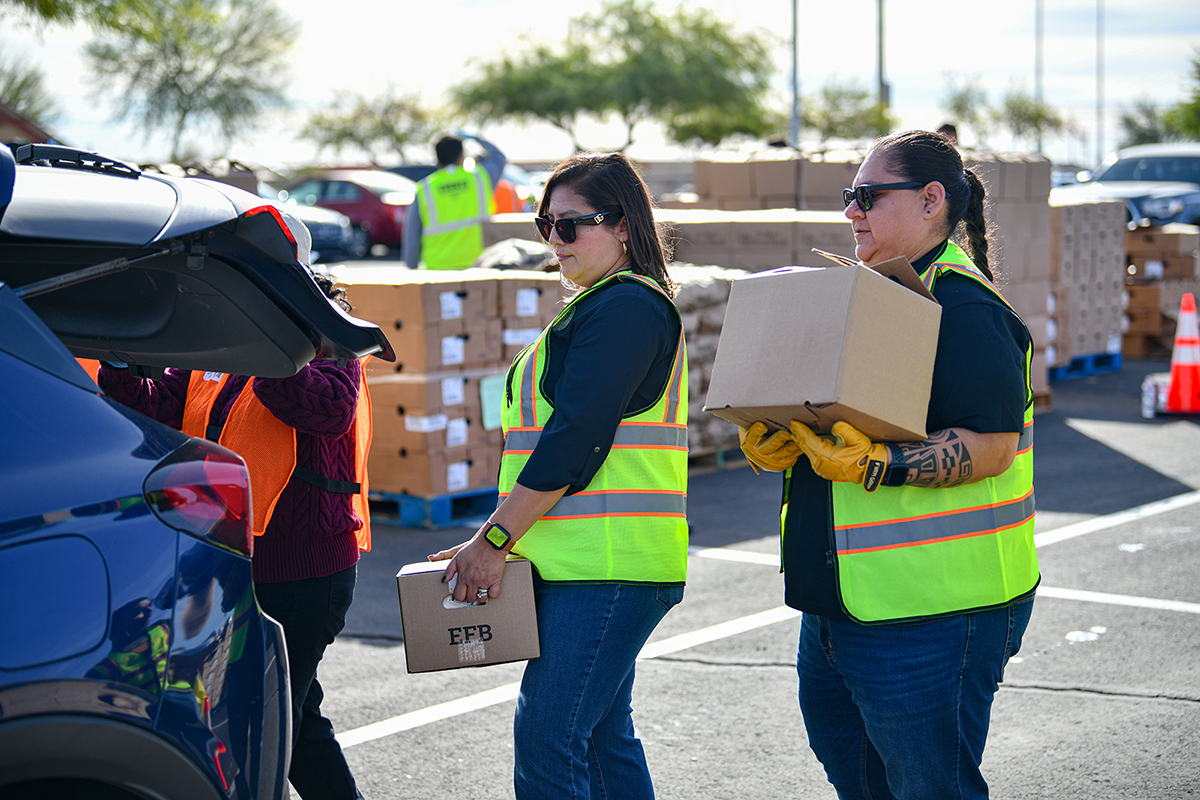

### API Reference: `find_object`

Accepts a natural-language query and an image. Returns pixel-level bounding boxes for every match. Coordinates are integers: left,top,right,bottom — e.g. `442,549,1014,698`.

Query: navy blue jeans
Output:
255,564,362,800
796,597,1034,800
513,580,685,800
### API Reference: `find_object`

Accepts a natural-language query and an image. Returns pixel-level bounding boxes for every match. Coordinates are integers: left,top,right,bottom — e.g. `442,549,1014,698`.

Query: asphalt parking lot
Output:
318,358,1200,799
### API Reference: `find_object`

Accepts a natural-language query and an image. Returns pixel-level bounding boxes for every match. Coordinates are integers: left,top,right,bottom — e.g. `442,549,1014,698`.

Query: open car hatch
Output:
0,144,395,378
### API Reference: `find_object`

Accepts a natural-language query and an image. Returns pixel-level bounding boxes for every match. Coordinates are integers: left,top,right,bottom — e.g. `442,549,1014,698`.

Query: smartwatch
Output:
881,444,910,487
483,522,513,551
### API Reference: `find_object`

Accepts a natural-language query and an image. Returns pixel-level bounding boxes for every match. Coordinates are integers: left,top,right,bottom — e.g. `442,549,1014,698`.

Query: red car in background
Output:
285,170,417,258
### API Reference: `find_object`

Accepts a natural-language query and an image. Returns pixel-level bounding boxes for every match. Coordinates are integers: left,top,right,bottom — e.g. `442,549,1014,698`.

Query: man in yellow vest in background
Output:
402,131,507,270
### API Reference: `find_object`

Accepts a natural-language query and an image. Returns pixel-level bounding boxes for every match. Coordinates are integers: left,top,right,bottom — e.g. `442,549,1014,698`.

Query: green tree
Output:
300,91,441,164
1118,98,1182,147
1,0,156,34
452,0,778,151
84,0,297,161
454,46,597,152
1163,47,1200,139
941,76,992,147
0,46,59,127
994,89,1063,151
802,80,894,147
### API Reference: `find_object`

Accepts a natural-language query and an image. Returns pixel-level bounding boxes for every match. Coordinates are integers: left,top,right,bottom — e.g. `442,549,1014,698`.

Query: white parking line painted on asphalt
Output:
1033,489,1200,548
340,494,1200,749
338,602,799,748
688,545,778,566
338,684,520,748
1036,586,1200,614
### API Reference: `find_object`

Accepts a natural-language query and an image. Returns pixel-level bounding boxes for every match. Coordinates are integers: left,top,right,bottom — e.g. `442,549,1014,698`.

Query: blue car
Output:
0,144,393,799
1051,142,1200,226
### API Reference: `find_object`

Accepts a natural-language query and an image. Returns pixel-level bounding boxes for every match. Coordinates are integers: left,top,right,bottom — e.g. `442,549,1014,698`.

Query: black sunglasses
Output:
534,211,623,243
842,181,927,211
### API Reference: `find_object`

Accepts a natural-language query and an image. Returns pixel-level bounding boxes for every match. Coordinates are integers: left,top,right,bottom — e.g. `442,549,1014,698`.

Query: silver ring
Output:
476,587,489,598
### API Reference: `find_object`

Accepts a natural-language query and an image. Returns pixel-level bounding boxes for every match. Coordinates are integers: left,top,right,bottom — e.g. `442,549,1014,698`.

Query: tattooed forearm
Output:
897,429,974,488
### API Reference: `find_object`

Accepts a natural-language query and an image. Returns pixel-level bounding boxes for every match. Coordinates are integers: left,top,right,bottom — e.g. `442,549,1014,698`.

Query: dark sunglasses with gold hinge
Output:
534,211,623,244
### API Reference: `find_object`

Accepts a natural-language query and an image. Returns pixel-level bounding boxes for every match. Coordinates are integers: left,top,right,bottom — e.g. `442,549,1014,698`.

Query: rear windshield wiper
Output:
15,144,141,179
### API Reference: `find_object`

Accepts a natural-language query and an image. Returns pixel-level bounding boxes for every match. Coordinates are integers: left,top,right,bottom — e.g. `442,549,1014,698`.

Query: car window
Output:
1098,156,1200,184
327,182,363,202
288,180,325,205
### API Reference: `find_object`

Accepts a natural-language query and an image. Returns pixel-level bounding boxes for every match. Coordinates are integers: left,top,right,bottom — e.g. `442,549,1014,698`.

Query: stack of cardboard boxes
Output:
672,265,751,455
338,268,562,498
486,209,855,274
1121,224,1200,359
1045,200,1129,370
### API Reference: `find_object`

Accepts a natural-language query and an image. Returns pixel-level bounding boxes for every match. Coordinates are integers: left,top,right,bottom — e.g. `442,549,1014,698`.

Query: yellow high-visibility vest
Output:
499,271,689,583
784,242,1038,622
416,165,494,269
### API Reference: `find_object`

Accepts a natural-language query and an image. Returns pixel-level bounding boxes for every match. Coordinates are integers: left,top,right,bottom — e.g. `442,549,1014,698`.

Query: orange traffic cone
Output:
1165,292,1200,414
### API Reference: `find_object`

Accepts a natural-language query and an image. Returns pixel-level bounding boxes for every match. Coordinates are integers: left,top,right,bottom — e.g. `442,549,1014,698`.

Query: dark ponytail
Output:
960,169,992,280
874,130,994,281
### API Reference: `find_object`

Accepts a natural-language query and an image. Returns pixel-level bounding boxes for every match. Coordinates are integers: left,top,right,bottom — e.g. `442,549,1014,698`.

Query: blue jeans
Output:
796,597,1034,800
513,580,685,800
254,564,363,800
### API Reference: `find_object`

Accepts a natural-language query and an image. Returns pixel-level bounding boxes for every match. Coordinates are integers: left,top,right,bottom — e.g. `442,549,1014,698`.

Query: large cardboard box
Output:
703,262,942,442
396,557,539,673
368,446,494,496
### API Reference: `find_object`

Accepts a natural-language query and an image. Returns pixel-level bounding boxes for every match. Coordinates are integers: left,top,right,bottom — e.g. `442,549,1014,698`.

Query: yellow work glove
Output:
738,421,802,474
789,420,890,492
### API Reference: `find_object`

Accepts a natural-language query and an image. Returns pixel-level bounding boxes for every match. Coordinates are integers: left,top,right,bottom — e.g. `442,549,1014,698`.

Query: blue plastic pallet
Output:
370,487,499,529
1048,352,1123,383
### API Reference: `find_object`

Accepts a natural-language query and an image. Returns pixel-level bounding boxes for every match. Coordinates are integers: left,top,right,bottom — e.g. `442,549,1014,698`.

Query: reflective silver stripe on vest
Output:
1018,420,1033,451
835,491,1036,554
505,424,687,452
418,176,438,227
520,343,537,426
543,489,687,519
663,331,685,423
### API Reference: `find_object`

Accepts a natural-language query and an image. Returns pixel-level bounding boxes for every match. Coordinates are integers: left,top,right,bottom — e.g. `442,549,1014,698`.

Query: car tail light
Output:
144,439,254,556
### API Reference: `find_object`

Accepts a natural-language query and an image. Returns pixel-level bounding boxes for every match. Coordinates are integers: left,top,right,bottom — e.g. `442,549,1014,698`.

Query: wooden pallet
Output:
369,487,498,529
1048,352,1122,383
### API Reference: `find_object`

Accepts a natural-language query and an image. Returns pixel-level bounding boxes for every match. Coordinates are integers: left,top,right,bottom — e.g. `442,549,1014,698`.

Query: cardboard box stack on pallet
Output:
671,265,751,456
1046,200,1129,377
1121,224,1200,359
962,153,1055,401
337,268,562,498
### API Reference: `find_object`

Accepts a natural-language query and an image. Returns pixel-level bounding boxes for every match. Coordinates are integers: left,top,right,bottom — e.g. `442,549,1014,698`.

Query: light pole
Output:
877,0,889,108
791,0,800,149
1036,0,1044,153
1096,0,1105,165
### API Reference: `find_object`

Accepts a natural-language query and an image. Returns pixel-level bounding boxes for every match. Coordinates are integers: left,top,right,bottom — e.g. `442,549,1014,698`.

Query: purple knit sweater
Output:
99,360,364,584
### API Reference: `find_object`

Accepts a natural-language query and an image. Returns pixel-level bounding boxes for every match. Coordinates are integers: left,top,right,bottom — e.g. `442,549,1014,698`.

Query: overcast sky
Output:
5,0,1199,171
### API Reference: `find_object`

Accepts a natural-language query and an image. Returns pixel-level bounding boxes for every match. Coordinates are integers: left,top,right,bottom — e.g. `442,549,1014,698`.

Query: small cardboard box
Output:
396,557,539,673
703,260,942,442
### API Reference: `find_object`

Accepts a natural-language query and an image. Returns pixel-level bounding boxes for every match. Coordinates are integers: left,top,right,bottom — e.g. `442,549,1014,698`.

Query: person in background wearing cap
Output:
740,129,1037,799
97,213,373,800
402,131,507,269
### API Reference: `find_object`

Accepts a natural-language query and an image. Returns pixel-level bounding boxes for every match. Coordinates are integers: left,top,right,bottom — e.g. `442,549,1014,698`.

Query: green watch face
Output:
485,524,511,549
